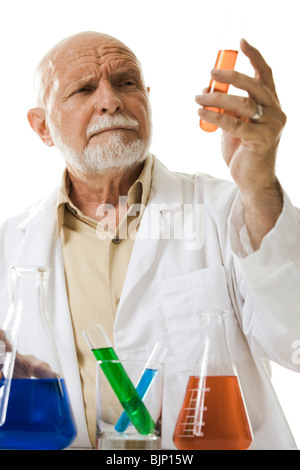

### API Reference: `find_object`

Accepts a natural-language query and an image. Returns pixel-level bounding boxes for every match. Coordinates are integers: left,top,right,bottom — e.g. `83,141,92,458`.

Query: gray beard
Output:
48,123,152,175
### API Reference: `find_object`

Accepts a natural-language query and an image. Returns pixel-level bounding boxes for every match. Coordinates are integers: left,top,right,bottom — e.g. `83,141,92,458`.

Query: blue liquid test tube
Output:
83,325,157,435
114,342,167,433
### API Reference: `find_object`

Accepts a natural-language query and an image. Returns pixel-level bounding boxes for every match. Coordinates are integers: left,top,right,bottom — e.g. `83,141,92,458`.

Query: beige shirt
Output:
57,155,153,446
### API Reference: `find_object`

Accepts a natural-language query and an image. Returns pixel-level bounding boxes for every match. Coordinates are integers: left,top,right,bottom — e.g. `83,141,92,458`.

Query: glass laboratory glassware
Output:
95,359,164,450
200,49,238,133
114,342,167,433
83,325,165,450
83,324,156,435
173,309,253,450
0,266,77,450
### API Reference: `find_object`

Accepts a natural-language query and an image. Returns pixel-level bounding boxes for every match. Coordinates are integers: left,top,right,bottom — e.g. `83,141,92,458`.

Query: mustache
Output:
86,114,140,139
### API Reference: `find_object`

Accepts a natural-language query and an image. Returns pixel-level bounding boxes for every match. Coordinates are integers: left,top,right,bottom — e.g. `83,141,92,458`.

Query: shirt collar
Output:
56,154,154,238
127,154,153,208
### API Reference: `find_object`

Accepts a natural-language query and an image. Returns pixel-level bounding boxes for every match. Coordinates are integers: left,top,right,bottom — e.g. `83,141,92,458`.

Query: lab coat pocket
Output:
159,266,250,371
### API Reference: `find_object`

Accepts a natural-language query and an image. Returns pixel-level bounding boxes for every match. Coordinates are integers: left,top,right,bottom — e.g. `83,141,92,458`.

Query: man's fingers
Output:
198,106,284,146
196,93,284,123
198,107,254,139
14,353,57,379
240,39,277,94
0,330,12,352
209,68,275,107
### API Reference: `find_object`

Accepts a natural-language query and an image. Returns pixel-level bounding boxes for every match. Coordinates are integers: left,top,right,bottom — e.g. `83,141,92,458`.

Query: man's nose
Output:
94,82,124,115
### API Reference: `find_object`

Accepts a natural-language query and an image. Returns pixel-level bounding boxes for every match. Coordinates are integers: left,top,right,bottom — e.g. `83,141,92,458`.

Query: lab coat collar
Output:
16,187,58,233
15,155,182,234
115,156,186,322
13,155,186,310
14,187,58,266
150,156,185,208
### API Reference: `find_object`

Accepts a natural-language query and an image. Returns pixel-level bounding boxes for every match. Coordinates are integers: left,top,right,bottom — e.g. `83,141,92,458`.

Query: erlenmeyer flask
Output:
173,309,253,450
0,266,77,449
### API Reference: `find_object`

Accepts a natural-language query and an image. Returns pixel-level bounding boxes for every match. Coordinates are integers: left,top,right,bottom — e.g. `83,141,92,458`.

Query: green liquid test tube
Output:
83,324,156,436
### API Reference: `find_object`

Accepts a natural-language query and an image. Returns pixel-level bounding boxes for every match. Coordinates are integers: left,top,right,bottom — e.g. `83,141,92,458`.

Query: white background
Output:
0,0,299,447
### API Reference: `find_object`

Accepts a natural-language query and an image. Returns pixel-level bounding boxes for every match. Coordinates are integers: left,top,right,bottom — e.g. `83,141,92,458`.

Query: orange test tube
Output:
200,49,238,133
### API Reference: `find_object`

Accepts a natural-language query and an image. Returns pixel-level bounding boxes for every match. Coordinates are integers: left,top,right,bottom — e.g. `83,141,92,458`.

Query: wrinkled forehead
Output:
37,34,144,106
55,39,141,75
62,49,142,88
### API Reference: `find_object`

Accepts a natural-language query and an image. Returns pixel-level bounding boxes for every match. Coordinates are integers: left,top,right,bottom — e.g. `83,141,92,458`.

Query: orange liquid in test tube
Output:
200,49,238,132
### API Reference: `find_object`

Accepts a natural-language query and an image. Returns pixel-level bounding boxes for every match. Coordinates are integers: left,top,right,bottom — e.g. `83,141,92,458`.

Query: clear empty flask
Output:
173,310,253,450
0,266,77,449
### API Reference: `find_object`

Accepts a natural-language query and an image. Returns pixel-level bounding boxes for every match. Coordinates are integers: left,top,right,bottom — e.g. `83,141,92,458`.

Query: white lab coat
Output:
0,155,299,450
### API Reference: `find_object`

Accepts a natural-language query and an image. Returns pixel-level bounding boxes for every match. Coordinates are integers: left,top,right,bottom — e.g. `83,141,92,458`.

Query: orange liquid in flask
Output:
200,49,238,132
173,375,252,450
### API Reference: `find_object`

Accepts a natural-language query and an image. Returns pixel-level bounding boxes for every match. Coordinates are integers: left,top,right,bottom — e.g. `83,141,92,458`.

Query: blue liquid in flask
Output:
0,378,77,449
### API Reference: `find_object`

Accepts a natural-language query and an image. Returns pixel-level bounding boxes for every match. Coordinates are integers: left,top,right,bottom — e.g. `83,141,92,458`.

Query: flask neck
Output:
194,310,236,377
11,266,49,311
6,266,51,349
199,310,227,340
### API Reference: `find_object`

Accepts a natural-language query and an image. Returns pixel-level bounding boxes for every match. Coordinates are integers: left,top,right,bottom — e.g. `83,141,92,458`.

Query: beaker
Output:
95,359,164,450
0,266,77,450
83,324,157,436
173,309,253,450
83,325,165,449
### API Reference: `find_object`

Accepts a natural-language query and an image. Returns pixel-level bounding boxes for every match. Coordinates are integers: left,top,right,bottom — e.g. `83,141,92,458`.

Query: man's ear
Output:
27,107,54,147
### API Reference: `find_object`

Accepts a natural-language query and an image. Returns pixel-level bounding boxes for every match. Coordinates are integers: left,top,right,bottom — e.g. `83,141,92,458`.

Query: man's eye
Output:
121,80,135,87
75,86,90,94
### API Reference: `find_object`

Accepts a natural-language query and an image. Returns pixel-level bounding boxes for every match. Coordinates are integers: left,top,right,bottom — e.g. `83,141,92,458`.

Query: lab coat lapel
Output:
15,188,58,266
116,157,183,315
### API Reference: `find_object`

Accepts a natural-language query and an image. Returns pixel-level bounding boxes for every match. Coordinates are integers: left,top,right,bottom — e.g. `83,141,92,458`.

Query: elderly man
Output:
0,31,299,450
